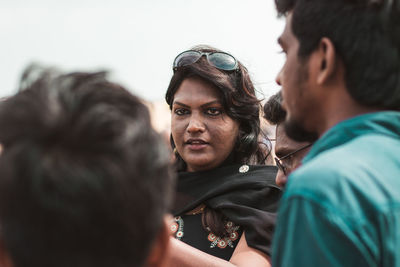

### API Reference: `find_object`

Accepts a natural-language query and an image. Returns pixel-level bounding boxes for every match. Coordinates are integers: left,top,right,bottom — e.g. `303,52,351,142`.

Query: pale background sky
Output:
1,0,285,102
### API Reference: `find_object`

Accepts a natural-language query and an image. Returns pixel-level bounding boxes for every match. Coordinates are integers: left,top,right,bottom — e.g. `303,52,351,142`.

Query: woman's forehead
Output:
173,78,222,104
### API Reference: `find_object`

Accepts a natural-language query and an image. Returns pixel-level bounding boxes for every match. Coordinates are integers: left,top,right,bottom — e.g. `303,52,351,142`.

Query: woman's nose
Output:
187,115,205,133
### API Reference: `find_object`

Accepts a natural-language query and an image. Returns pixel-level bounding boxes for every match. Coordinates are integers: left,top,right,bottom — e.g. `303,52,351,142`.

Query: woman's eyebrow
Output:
173,100,221,108
201,100,221,108
172,101,190,108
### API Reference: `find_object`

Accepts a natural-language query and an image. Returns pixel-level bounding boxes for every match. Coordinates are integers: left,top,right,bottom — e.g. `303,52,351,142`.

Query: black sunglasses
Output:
173,50,239,72
274,143,312,175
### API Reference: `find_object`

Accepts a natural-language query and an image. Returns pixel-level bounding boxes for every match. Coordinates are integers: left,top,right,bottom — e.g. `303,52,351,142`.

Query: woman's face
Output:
171,77,239,172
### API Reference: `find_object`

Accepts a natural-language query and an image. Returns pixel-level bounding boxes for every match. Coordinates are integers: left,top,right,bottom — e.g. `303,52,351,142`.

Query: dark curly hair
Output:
166,45,270,171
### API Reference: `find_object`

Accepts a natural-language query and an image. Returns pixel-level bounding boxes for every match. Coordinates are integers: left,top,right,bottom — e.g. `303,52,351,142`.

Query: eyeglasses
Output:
274,143,312,176
173,50,239,72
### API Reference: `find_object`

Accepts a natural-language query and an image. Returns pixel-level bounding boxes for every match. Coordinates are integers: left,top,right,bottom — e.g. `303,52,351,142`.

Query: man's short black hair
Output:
275,0,400,110
0,66,174,267
263,91,286,126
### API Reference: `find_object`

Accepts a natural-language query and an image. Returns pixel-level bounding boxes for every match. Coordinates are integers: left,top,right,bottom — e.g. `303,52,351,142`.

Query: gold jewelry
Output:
173,148,177,154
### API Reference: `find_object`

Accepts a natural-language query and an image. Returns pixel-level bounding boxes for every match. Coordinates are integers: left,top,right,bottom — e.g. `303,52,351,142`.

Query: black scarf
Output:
172,164,282,256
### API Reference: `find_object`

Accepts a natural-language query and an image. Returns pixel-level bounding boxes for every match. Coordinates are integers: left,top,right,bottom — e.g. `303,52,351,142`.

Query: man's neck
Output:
317,90,382,138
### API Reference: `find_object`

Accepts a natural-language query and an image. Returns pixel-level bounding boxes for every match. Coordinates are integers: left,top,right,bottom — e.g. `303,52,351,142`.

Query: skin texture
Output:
274,124,311,187
275,13,321,142
167,232,270,267
171,77,239,172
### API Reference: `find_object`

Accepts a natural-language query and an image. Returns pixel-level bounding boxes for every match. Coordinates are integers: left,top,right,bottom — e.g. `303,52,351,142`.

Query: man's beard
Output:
284,116,318,143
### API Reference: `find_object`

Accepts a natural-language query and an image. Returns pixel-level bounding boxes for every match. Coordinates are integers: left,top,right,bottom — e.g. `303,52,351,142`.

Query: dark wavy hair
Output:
275,0,400,110
166,45,270,171
166,45,270,237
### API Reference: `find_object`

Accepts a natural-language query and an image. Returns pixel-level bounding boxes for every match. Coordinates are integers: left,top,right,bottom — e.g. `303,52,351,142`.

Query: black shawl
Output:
172,164,282,256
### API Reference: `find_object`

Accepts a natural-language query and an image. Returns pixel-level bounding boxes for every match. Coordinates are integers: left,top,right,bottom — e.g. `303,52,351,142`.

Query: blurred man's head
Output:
264,92,311,187
274,0,400,141
0,66,174,267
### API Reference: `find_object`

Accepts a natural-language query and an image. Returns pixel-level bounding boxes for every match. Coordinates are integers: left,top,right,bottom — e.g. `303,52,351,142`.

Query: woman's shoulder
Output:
178,164,279,188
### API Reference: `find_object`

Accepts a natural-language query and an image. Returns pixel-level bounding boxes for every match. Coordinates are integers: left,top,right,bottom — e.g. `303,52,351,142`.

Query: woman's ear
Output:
145,215,172,267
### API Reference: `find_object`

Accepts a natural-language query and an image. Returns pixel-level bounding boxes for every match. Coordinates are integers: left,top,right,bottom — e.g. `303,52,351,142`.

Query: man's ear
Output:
316,37,338,85
0,239,14,267
145,215,172,267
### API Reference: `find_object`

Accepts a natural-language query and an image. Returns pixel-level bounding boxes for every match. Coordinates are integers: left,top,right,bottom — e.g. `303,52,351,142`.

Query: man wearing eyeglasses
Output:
263,91,312,188
271,0,400,266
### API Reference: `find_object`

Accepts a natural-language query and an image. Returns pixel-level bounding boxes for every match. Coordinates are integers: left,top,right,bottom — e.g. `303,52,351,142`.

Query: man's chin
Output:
284,118,318,143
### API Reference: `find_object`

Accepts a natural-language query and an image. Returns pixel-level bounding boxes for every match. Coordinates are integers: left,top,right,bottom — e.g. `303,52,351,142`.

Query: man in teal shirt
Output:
272,0,400,266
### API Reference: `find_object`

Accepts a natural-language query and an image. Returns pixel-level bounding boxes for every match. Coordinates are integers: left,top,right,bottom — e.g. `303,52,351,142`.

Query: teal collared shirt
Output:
272,112,400,267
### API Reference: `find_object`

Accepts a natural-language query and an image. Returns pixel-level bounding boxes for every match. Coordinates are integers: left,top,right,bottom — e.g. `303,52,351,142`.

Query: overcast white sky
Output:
1,0,285,102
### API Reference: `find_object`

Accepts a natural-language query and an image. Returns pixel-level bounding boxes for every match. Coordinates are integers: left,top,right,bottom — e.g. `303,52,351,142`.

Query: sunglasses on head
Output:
173,50,239,72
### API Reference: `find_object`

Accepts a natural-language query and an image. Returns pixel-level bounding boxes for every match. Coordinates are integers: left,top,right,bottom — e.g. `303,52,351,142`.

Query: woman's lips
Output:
185,139,208,151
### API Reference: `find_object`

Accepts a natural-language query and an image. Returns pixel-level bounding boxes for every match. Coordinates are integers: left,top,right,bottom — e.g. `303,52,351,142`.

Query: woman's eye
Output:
174,108,189,115
205,107,222,116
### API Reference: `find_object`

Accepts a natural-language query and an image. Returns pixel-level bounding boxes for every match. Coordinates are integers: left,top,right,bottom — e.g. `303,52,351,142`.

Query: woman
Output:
166,46,281,266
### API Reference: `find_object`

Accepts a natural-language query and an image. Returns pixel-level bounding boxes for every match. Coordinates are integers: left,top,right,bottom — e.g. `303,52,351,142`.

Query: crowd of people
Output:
0,0,399,266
